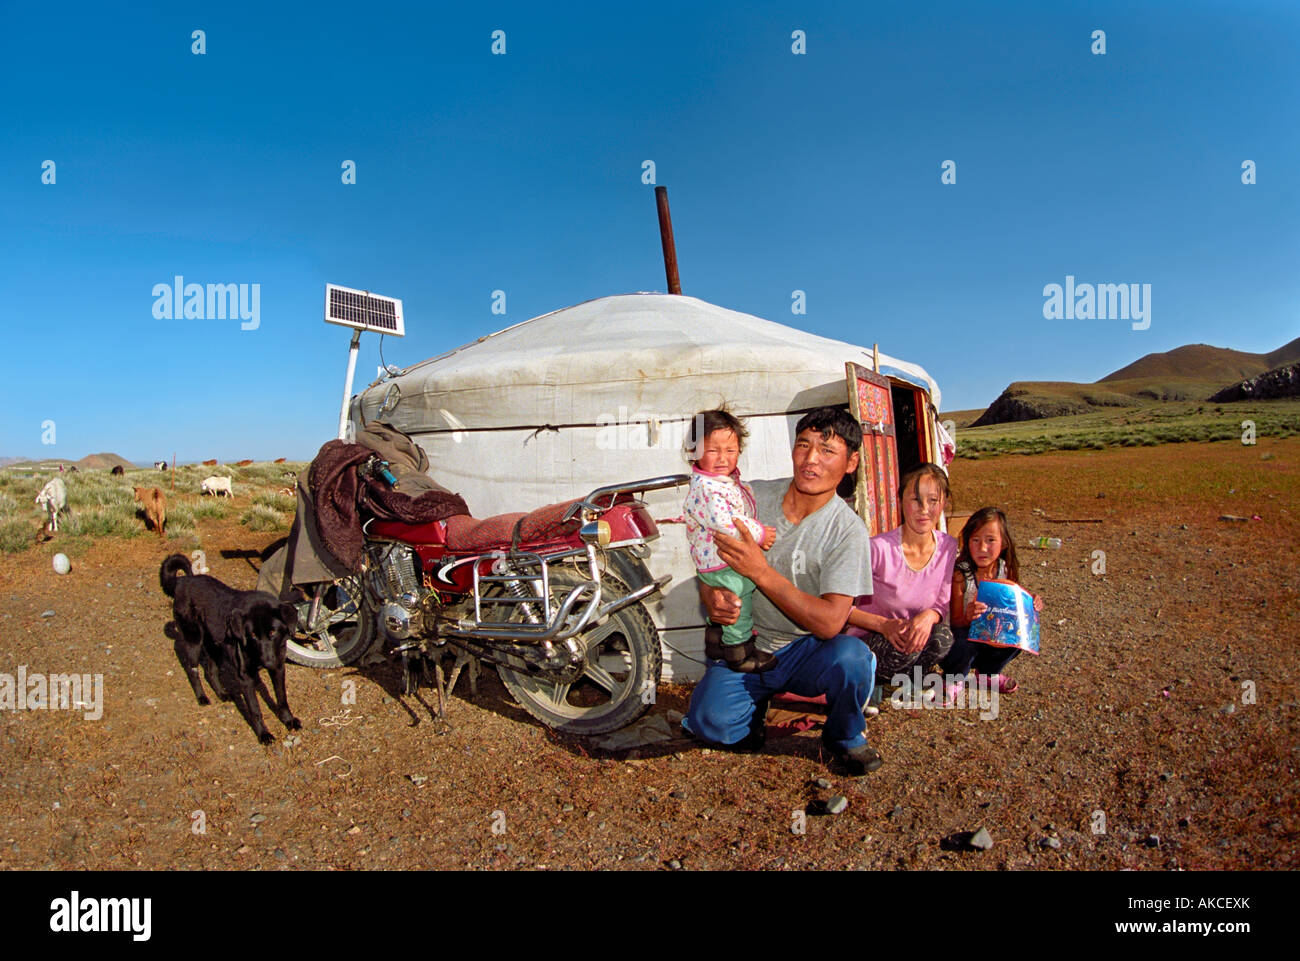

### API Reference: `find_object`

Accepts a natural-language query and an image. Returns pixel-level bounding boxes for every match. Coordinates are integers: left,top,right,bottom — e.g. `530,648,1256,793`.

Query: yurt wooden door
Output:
845,362,901,535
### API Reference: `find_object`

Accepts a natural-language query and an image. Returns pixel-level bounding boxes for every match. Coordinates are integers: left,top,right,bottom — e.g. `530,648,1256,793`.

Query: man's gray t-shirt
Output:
746,479,873,653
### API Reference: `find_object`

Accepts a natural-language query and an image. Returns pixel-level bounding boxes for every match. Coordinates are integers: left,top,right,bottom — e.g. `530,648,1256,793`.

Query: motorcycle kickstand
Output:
443,648,479,700
432,659,452,734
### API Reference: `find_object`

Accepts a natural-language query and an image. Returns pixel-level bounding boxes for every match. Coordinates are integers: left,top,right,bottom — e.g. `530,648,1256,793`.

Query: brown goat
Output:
133,486,167,537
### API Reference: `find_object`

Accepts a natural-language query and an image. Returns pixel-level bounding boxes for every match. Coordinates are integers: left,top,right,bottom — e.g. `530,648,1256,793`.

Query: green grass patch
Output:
191,499,229,520
240,504,288,532
0,517,35,554
955,398,1300,458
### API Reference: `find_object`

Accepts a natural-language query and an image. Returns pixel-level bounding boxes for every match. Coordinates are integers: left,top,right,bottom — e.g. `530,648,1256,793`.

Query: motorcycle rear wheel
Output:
495,567,662,736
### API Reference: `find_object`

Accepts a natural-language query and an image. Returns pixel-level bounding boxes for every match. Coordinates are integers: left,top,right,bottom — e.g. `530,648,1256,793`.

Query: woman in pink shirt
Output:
846,463,958,683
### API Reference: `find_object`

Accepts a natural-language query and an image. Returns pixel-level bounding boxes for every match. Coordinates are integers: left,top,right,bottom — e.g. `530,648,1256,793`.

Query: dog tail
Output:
159,553,192,597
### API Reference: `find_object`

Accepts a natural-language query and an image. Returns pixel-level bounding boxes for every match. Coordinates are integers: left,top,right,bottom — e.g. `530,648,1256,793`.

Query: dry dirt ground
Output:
1,439,1297,870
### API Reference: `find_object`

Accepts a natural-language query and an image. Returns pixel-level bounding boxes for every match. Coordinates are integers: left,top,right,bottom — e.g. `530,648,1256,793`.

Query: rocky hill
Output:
1208,362,1300,402
970,338,1300,427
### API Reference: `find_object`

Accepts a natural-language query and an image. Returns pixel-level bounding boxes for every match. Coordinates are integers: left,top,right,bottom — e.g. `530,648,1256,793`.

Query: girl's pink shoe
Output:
942,679,965,705
991,674,1019,694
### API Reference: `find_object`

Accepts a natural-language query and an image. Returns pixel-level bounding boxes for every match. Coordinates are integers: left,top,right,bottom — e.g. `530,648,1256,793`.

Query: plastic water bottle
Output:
1029,536,1061,549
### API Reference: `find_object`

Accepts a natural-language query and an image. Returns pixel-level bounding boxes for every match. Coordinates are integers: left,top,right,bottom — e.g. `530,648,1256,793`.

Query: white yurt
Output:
349,293,946,681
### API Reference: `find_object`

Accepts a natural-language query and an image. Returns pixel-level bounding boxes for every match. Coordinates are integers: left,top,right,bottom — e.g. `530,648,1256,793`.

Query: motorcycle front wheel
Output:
495,567,662,736
286,574,377,668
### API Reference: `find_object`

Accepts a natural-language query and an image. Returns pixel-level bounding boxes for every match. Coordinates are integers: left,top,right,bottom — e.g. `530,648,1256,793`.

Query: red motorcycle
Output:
285,474,687,735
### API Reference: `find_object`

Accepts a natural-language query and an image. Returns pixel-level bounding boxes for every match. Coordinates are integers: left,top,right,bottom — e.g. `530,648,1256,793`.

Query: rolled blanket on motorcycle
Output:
258,423,469,597
306,439,469,575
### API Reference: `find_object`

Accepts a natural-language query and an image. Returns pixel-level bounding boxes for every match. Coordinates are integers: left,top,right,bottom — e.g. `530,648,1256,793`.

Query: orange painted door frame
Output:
845,362,901,535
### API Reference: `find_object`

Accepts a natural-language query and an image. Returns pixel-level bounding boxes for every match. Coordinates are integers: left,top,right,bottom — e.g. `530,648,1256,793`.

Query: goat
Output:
133,486,167,536
201,475,234,498
35,477,68,532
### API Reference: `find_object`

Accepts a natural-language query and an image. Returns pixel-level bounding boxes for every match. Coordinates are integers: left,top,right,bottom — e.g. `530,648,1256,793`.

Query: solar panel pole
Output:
338,329,362,441
324,284,404,441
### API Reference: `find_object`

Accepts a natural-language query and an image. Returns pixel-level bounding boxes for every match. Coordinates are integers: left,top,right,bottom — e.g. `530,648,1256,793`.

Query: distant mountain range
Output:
964,337,1300,427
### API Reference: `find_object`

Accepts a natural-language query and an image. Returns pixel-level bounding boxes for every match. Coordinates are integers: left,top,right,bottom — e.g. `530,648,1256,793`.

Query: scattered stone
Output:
666,709,684,725
561,803,574,812
668,859,682,870
669,790,687,800
826,795,849,815
888,805,903,820
408,774,428,786
274,849,287,860
1159,772,1172,782
40,611,55,618
235,845,250,855
969,827,994,850
347,826,361,835
1145,834,1161,848
249,813,267,824
815,777,832,789
1220,704,1236,715
1039,836,1061,850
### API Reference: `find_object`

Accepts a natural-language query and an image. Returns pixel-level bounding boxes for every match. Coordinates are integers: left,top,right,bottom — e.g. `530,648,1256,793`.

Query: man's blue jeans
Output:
682,634,876,753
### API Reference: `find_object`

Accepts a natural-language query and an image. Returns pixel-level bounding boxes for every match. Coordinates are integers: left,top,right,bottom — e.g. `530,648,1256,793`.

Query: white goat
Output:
35,477,68,532
201,475,234,498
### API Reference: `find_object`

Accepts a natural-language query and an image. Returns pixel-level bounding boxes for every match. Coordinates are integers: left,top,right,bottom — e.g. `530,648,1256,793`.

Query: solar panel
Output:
324,284,405,336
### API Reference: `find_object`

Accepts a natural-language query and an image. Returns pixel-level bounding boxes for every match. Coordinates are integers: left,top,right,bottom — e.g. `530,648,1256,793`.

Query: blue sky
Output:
2,0,1296,462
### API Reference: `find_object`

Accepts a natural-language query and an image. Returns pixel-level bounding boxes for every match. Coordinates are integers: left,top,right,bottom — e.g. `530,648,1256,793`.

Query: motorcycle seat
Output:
444,499,581,553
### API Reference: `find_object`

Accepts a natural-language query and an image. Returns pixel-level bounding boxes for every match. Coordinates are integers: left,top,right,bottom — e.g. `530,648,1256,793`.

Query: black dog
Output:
160,554,301,744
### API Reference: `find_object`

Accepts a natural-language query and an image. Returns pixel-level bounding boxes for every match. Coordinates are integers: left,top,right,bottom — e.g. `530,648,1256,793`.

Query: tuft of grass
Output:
61,503,146,539
240,504,288,532
191,499,229,520
0,518,35,553
253,491,295,511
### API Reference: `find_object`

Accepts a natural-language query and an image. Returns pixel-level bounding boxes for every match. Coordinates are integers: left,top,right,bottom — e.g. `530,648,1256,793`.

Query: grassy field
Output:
950,398,1300,458
0,462,306,554
5,399,1299,549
